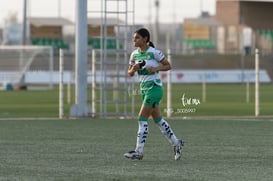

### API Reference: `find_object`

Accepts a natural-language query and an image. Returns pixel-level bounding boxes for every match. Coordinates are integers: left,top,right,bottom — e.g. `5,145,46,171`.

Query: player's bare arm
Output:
147,58,171,73
128,64,140,77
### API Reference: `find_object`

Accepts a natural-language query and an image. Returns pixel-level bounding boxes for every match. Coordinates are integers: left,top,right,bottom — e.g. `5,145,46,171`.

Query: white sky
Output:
0,0,216,27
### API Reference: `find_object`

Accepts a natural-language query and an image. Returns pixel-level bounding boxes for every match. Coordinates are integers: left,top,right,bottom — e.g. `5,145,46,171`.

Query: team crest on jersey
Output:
146,52,153,60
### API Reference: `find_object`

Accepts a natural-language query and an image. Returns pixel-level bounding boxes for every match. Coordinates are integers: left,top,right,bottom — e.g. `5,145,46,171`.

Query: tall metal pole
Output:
148,0,152,27
200,0,203,15
70,0,89,117
19,0,27,87
154,0,159,46
22,0,27,45
58,0,61,17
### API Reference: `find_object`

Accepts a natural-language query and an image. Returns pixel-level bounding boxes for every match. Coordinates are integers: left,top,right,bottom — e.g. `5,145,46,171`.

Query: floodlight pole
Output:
154,0,159,46
58,0,62,17
22,0,27,45
70,0,90,117
19,0,28,87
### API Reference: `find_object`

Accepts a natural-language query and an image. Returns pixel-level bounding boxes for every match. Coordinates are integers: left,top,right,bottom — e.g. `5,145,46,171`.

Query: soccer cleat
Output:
124,151,143,160
174,140,184,161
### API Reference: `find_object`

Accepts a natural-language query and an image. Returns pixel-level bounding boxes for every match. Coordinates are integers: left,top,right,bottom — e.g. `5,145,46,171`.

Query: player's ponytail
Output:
148,41,155,48
135,28,155,48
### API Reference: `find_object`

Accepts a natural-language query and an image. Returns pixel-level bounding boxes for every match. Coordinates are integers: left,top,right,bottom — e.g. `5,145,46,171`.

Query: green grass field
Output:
0,118,273,180
0,83,272,117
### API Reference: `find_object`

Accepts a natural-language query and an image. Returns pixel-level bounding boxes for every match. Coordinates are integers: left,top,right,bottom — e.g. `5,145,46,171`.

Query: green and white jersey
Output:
129,46,165,84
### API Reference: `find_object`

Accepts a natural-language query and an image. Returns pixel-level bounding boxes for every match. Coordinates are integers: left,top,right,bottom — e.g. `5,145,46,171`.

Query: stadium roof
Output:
28,17,73,27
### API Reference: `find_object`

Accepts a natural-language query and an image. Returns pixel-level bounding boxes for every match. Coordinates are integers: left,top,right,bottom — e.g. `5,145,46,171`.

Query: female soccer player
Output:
124,28,184,160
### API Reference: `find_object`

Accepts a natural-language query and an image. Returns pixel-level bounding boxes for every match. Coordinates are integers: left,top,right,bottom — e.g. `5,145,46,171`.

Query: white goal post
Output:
0,45,53,90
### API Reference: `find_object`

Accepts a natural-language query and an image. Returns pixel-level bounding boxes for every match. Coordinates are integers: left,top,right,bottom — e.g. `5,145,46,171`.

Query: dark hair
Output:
135,28,155,48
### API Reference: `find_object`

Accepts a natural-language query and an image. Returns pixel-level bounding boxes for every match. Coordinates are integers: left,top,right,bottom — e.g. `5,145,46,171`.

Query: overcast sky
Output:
0,0,216,26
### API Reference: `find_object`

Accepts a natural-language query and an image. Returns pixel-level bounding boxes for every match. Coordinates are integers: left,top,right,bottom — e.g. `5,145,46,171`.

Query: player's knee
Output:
153,116,162,124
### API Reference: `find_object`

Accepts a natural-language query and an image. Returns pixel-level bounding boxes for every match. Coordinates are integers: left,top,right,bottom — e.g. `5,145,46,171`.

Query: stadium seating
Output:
31,38,69,49
185,39,216,49
257,29,273,41
88,38,123,49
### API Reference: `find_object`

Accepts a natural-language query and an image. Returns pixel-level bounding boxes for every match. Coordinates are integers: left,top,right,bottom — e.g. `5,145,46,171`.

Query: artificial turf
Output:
0,118,272,180
0,84,273,118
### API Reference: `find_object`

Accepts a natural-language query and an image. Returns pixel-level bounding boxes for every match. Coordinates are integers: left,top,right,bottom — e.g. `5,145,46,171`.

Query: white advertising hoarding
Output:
15,69,271,84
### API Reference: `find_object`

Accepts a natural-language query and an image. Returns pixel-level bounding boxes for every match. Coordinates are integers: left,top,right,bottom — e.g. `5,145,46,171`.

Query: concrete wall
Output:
216,1,240,25
240,1,273,30
215,0,273,54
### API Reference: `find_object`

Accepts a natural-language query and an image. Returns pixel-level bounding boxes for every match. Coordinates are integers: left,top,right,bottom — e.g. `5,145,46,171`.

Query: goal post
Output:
0,45,54,90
